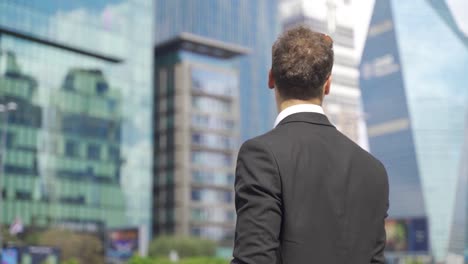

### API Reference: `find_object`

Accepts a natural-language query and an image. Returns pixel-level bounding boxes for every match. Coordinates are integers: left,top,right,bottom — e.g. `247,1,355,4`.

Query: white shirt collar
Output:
274,104,325,128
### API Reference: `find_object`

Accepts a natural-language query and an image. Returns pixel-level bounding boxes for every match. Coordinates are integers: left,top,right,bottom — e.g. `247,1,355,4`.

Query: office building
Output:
447,110,468,263
360,0,468,261
153,0,278,255
154,0,279,141
153,34,247,248
0,0,153,239
280,0,365,146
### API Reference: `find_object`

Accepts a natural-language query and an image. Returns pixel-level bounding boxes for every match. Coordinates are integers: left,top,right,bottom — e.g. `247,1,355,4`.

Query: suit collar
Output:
276,112,335,128
274,104,325,127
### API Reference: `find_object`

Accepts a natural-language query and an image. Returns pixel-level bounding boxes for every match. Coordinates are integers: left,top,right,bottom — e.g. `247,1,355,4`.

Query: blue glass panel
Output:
393,0,468,259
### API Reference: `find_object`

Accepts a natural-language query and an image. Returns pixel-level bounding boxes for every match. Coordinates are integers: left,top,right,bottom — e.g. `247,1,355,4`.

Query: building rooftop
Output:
154,32,250,59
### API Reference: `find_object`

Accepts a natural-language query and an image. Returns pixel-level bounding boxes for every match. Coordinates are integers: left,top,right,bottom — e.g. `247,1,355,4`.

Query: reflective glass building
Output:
155,0,279,141
360,0,468,261
0,0,153,237
447,109,468,263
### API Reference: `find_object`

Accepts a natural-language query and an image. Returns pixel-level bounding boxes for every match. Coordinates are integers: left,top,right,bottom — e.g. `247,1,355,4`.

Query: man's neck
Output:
278,98,322,113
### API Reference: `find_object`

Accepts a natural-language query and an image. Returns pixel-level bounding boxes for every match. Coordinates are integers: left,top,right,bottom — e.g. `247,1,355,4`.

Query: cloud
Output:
447,0,468,36
353,0,375,61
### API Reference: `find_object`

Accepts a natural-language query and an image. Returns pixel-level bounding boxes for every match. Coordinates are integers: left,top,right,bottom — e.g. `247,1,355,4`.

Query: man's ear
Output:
323,75,332,95
268,70,275,89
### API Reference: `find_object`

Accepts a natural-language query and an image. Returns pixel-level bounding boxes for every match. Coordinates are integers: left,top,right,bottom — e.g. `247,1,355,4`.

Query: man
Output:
231,26,389,264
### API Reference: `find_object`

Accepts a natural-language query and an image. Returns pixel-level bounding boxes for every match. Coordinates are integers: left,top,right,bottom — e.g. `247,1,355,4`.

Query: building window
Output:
224,192,232,203
192,152,232,167
192,171,234,187
166,171,174,184
60,195,85,205
191,227,201,236
192,96,231,114
87,144,101,160
166,209,174,222
108,99,117,112
227,173,235,185
192,133,201,144
226,211,235,221
167,116,174,128
191,190,201,201
191,132,234,150
96,82,108,95
190,67,237,97
15,190,32,200
159,98,167,112
4,132,14,148
108,146,120,161
65,140,78,157
159,116,167,131
63,75,75,91
159,134,167,150
191,208,204,221
159,69,167,95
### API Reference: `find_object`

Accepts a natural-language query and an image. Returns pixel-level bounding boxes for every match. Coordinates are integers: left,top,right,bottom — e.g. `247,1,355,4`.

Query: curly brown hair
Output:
272,26,334,100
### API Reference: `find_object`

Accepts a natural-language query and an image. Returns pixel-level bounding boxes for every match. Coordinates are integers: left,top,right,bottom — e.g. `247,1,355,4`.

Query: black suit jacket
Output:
231,112,389,264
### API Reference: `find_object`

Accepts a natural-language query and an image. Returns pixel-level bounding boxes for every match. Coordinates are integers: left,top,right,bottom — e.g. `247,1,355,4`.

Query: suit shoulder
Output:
241,125,280,144
355,144,387,172
351,144,388,182
333,130,387,172
238,130,282,159
357,145,386,173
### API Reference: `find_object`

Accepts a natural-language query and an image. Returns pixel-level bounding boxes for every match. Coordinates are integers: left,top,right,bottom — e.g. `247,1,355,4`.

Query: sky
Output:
352,0,468,62
447,0,468,36
353,0,375,60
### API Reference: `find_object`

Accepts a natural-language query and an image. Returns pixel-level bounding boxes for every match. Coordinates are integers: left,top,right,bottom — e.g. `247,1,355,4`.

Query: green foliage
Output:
38,229,104,264
1,225,24,246
179,257,229,264
128,256,228,264
128,256,155,264
62,259,80,264
2,227,104,264
1,225,42,247
149,236,217,258
403,259,426,264
23,230,41,245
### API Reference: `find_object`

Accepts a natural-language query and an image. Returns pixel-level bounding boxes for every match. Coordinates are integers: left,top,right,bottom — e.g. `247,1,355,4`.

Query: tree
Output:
149,236,217,258
128,256,228,264
61,259,80,264
38,229,104,264
128,256,155,264
1,225,24,246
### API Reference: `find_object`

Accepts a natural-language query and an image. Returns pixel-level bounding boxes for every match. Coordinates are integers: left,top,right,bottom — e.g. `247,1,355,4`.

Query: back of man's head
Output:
271,26,334,100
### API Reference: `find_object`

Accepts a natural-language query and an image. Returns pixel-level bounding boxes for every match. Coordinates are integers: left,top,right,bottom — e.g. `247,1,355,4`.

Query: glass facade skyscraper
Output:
447,109,468,263
0,0,153,238
155,0,279,141
360,0,468,261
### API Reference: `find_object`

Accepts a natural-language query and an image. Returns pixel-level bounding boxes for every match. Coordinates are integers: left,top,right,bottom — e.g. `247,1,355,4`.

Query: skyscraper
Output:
360,0,468,261
154,0,279,141
280,0,366,146
447,109,468,263
153,33,247,251
0,0,154,245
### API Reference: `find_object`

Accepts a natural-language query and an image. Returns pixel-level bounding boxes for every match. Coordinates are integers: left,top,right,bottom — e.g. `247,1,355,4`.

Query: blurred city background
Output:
0,0,466,263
